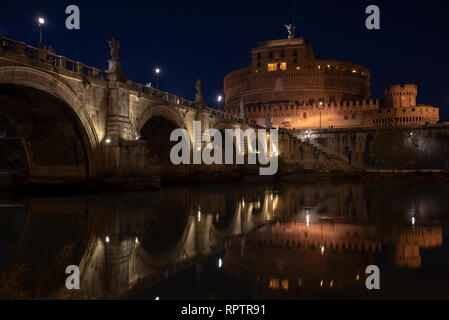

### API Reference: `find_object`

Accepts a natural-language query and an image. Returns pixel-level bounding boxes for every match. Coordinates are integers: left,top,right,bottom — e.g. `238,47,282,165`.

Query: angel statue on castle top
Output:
284,24,296,40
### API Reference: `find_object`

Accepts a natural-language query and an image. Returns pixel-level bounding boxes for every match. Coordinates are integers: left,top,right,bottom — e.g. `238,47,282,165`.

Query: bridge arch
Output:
0,66,98,180
136,104,186,132
136,104,187,171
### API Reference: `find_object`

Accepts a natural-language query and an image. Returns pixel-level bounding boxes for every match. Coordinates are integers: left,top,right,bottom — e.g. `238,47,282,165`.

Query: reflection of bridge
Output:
58,189,282,299
3,182,447,299
0,36,348,184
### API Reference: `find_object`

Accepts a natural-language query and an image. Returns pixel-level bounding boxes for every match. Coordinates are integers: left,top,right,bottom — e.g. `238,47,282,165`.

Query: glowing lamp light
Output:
306,214,310,227
217,95,223,102
105,236,110,243
38,17,45,25
218,258,223,268
320,245,325,255
155,297,160,300
155,68,160,74
105,138,111,144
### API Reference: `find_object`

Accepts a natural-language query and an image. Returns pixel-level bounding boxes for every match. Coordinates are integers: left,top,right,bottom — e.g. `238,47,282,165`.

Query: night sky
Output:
1,0,448,119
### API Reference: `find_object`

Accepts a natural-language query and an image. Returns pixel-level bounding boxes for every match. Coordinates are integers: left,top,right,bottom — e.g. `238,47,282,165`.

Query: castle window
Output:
269,278,280,289
257,62,261,67
296,66,301,70
293,50,297,57
269,52,273,59
317,65,321,70
280,50,285,57
267,63,277,72
281,279,289,291
279,62,287,70
303,112,307,119
257,53,261,60
293,58,298,63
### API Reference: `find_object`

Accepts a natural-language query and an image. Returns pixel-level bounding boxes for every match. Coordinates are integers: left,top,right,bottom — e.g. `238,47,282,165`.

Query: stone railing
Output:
125,79,193,108
0,35,106,81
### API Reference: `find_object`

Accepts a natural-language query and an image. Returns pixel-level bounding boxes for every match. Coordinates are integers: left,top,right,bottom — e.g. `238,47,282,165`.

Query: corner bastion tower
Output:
224,29,439,129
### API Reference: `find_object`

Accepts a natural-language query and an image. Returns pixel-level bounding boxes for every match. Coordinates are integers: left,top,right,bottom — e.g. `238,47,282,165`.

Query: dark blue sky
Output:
1,0,448,119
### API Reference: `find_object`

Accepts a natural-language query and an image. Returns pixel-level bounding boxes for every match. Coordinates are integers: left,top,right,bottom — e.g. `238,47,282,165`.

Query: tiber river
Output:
0,180,448,300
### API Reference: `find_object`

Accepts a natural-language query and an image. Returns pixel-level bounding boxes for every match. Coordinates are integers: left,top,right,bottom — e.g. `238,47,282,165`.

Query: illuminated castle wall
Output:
224,37,439,129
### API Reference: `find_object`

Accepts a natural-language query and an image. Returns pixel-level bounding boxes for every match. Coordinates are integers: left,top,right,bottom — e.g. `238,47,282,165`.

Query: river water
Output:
0,180,448,300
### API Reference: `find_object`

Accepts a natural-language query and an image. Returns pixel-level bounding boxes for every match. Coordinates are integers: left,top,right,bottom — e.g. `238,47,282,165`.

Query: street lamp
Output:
38,17,45,49
217,95,223,109
319,102,323,126
154,67,161,90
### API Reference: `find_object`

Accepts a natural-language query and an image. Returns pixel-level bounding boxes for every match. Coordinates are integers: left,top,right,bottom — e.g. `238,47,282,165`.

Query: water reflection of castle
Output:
1,182,447,299
223,221,442,299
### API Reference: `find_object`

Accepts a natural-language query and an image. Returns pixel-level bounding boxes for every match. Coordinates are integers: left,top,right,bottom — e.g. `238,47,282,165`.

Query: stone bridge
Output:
0,35,348,184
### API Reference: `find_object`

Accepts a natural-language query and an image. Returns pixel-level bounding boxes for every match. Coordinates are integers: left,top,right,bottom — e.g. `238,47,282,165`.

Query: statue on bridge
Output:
265,112,273,129
106,37,126,81
194,78,203,102
239,97,246,123
108,37,120,60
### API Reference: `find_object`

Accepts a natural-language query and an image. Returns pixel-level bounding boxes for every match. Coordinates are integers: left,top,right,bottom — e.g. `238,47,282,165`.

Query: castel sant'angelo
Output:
224,26,439,130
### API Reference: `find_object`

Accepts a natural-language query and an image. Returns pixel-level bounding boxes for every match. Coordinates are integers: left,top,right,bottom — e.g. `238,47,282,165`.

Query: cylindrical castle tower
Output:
384,84,417,108
224,37,371,114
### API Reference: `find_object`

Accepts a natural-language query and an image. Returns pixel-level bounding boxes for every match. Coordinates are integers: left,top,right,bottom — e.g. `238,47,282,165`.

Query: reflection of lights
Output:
330,280,334,288
320,280,323,287
105,236,110,243
218,258,223,268
242,199,245,208
135,237,139,244
197,208,201,222
356,274,360,281
320,245,325,255
411,217,415,225
306,214,310,227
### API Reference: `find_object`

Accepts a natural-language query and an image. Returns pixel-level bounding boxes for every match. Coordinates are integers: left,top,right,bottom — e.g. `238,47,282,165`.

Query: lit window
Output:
352,69,357,73
297,278,303,286
317,65,321,70
296,66,301,70
268,62,287,71
281,279,289,291
267,63,277,72
269,278,280,289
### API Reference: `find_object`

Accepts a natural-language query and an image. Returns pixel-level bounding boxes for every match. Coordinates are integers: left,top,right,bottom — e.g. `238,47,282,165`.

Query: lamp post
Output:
38,17,45,49
154,67,160,90
217,95,223,110
319,101,323,131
